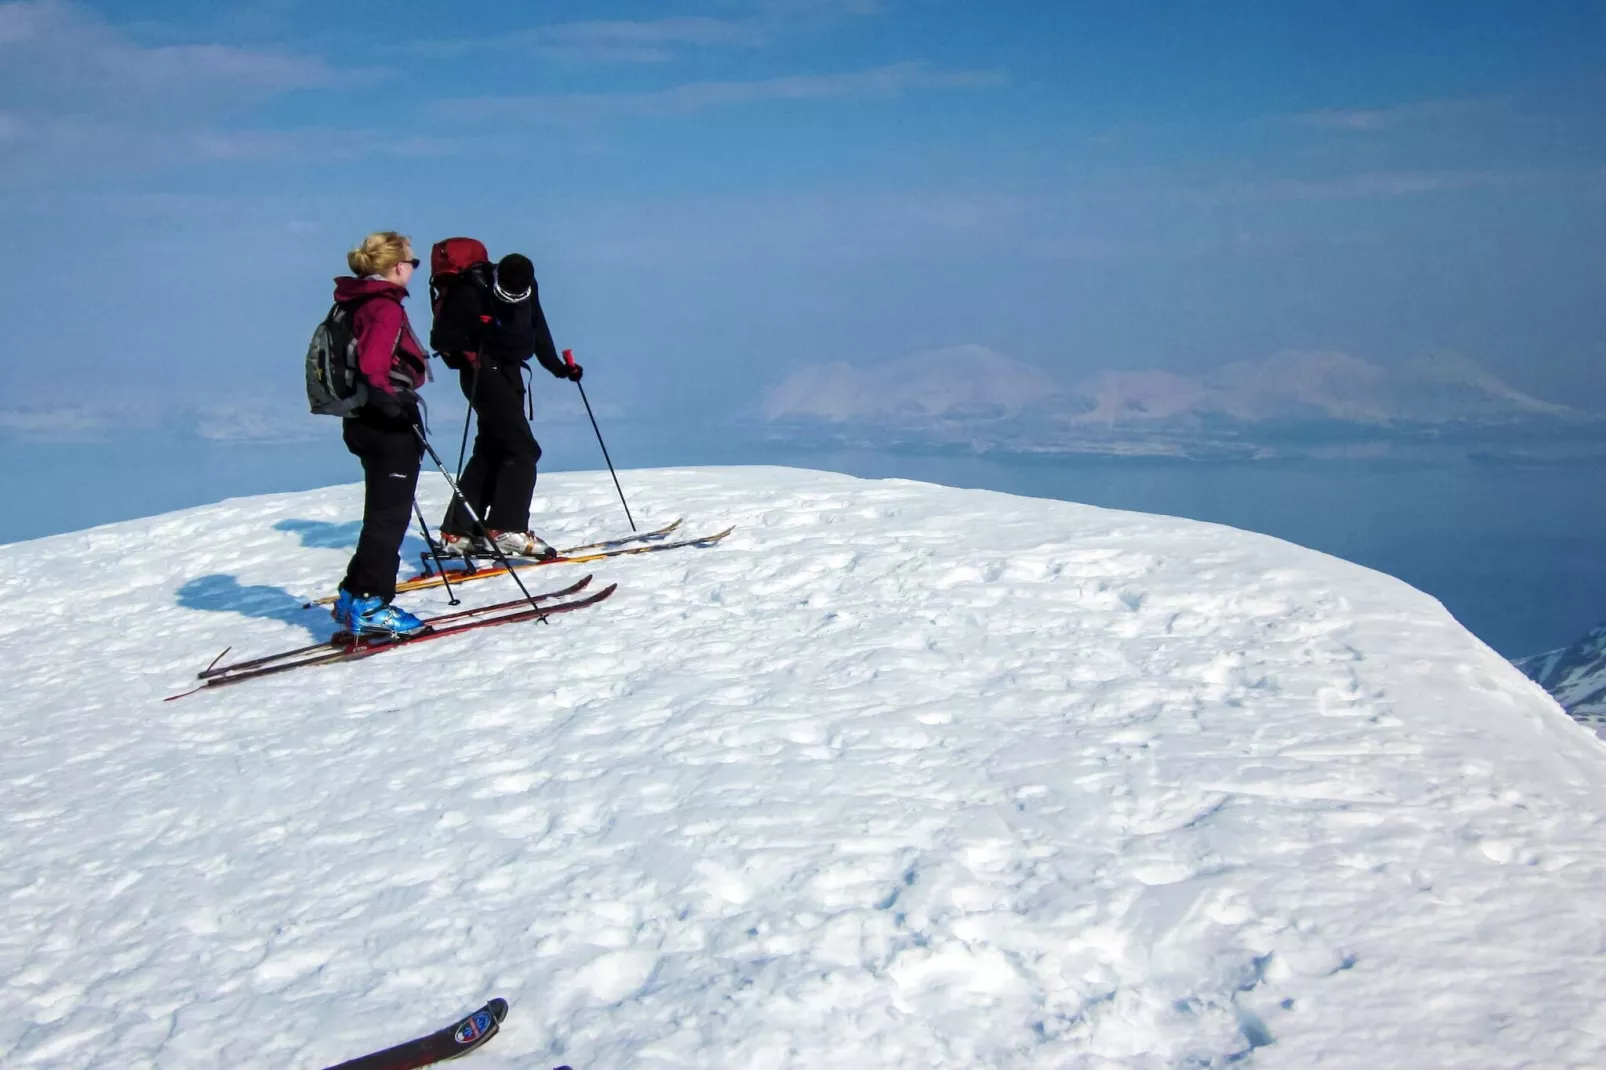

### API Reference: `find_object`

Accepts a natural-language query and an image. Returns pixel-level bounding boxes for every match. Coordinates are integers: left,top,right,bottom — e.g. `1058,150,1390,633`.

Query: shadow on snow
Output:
274,518,361,549
177,574,337,642
274,518,432,563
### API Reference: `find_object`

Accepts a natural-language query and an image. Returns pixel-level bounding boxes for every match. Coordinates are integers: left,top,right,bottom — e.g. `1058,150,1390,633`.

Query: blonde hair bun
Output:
348,231,412,277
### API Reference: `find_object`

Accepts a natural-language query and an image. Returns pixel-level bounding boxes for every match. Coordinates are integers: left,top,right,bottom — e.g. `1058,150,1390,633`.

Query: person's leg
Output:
342,419,422,601
489,428,540,533
442,365,489,536
472,366,542,533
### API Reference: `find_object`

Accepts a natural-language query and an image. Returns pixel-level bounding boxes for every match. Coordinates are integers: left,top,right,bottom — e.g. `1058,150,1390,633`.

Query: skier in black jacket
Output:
432,253,582,557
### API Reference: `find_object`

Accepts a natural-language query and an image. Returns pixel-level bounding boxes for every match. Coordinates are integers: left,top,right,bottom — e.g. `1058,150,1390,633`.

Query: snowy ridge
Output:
1519,623,1606,738
4,466,1606,1068
764,348,1580,430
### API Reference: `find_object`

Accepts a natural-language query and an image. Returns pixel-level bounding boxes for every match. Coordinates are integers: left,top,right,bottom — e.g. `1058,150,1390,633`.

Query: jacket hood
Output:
333,276,409,304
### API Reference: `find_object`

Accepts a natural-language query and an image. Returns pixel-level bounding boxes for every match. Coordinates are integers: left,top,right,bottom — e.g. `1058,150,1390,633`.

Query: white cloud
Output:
724,0,882,15
0,0,49,43
0,405,111,437
437,62,1004,122
0,1,339,101
1148,169,1548,206
525,17,770,63
401,1,880,64
192,403,322,443
1294,98,1502,133
0,0,375,183
130,41,333,90
184,127,447,162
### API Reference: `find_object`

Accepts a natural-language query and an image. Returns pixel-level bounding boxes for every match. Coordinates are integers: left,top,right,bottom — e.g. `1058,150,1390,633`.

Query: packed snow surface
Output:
4,466,1606,1069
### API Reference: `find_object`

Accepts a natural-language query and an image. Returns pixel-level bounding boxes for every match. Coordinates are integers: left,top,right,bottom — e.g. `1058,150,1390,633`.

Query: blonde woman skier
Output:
329,231,432,636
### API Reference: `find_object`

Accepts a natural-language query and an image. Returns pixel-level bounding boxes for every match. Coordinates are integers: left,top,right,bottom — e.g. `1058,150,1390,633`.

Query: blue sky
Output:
1,0,1603,433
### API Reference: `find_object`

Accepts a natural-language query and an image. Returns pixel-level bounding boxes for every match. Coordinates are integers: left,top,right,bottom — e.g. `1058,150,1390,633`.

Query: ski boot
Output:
486,529,558,559
437,531,480,558
332,588,430,638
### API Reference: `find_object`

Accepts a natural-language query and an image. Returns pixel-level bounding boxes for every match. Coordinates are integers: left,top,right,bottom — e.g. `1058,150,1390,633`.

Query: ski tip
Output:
486,997,509,1023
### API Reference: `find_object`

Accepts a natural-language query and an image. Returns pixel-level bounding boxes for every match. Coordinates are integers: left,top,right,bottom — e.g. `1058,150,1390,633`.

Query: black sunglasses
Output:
405,258,421,269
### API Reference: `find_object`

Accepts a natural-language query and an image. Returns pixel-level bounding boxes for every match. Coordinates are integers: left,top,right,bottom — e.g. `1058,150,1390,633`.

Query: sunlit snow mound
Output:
4,466,1606,1068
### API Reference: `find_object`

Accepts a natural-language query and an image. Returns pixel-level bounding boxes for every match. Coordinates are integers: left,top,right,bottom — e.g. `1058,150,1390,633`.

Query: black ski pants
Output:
341,414,423,601
442,361,542,536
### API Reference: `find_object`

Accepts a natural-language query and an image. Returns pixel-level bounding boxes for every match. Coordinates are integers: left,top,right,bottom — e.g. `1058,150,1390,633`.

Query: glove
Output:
369,385,419,422
564,362,584,382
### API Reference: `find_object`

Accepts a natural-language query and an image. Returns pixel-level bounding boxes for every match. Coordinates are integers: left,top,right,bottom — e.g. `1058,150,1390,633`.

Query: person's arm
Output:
528,282,572,379
355,299,406,393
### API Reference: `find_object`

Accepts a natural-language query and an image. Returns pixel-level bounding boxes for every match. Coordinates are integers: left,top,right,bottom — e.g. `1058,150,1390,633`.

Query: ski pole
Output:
564,349,636,532
440,360,479,536
412,424,549,624
412,500,460,607
455,361,479,479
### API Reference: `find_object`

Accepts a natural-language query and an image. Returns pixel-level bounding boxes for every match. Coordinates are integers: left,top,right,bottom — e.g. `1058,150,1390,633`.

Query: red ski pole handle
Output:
563,348,576,369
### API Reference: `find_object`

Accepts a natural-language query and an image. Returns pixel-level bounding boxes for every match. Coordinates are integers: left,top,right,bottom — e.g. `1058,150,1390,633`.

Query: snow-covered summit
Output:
4,466,1606,1068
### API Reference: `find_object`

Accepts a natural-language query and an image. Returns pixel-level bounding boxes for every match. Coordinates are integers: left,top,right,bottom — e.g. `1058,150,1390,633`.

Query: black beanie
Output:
496,253,534,296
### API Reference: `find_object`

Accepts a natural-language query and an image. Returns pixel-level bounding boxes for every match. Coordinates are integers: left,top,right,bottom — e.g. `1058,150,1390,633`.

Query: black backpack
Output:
430,263,493,371
305,302,369,416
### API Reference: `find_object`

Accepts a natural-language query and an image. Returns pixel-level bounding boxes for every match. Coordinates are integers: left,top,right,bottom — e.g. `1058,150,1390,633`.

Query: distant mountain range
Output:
1517,624,1606,739
763,347,1602,460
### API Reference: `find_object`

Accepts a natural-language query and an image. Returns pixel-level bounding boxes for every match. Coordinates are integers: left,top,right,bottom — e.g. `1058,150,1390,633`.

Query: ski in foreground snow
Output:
415,517,684,579
306,524,734,607
531,514,680,555
451,516,684,562
201,575,595,680
168,582,617,699
321,998,509,1070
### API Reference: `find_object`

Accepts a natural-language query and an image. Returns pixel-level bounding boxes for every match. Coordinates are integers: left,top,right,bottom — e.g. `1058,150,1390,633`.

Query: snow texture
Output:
4,466,1606,1068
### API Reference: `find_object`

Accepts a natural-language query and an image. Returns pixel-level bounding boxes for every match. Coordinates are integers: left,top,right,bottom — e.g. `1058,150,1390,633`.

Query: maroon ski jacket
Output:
332,277,429,395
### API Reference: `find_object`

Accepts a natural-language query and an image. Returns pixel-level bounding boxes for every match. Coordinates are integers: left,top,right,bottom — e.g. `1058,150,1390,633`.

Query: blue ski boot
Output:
332,588,429,638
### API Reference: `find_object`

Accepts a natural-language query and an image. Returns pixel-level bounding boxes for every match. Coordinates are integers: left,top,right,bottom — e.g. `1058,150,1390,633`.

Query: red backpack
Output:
429,237,492,368
429,237,490,318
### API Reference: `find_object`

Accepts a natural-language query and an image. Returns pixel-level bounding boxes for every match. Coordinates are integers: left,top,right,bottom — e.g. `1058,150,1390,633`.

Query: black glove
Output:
564,362,583,382
369,385,419,422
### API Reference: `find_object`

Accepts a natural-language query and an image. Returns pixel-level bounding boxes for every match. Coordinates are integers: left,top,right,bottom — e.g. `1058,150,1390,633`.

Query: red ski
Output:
322,998,507,1070
166,583,617,700
198,575,594,681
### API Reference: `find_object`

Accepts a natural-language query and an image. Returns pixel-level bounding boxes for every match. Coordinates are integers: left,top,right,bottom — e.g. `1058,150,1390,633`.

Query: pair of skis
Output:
308,519,734,608
170,519,731,699
321,997,567,1070
420,516,686,574
167,576,614,700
